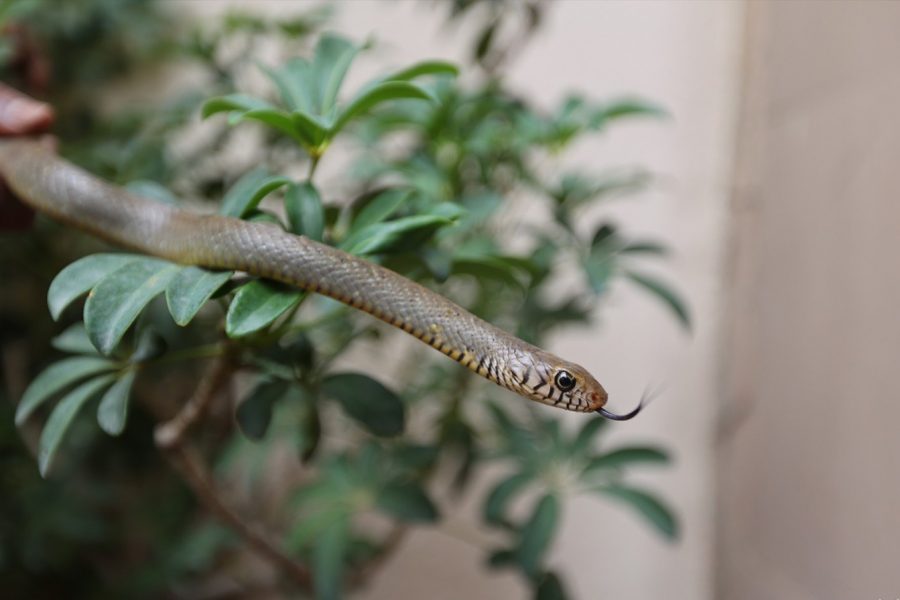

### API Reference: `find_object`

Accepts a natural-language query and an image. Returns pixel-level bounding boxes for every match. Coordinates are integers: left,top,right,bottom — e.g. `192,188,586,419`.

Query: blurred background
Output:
1,1,898,599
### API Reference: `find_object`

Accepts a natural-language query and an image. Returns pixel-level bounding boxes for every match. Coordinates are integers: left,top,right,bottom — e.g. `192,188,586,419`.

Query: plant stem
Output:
154,347,235,449
164,444,312,588
154,347,313,589
150,343,225,367
307,153,321,181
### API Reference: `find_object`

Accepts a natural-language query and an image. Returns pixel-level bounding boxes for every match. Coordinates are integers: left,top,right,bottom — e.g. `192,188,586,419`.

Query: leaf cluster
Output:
482,405,676,593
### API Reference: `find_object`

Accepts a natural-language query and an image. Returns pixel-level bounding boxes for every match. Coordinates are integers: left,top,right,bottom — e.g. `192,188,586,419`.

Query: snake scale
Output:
0,139,642,419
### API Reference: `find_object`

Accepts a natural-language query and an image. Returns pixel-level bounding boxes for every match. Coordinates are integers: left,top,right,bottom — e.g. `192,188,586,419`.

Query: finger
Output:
0,83,53,135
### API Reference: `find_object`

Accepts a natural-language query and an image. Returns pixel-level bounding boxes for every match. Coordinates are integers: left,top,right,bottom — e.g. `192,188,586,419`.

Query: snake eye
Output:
554,370,576,392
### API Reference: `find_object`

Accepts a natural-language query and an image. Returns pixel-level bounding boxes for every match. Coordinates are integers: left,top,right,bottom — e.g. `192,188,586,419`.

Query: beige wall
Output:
718,2,900,599
174,1,745,597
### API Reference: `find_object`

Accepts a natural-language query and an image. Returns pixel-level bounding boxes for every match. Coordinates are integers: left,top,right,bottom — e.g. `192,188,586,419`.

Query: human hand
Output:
0,83,53,230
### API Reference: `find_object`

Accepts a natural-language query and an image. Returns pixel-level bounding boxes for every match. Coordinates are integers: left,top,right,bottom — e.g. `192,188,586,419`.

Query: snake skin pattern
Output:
0,140,608,412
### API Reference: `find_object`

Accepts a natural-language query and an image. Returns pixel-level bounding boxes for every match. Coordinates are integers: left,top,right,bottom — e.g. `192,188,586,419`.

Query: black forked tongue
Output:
596,392,650,421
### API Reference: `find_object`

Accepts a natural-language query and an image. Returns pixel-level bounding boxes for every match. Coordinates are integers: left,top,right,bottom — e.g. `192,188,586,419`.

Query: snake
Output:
0,139,642,419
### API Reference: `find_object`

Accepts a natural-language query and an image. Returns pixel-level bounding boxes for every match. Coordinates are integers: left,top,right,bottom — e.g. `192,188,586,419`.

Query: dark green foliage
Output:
225,280,304,337
166,267,234,326
517,493,560,577
236,379,291,440
7,5,685,598
202,34,456,158
481,405,677,581
219,168,292,218
285,182,325,240
322,372,405,437
38,375,116,476
83,259,181,355
15,356,117,425
96,369,136,436
375,482,439,522
535,572,570,600
595,484,679,541
47,254,137,320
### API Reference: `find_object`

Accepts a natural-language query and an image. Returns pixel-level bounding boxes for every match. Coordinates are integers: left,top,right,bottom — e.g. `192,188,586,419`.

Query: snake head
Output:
511,355,607,413
549,363,645,420
551,362,609,412
510,353,643,420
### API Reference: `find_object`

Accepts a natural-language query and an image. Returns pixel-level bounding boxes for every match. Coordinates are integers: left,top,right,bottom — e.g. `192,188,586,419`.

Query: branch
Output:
154,347,236,450
164,444,312,587
154,349,312,588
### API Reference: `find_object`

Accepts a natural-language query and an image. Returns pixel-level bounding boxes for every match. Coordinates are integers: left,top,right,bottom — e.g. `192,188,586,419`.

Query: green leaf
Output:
333,81,433,134
582,446,670,476
487,548,516,570
84,258,181,355
517,493,560,577
596,484,679,541
569,417,607,456
584,253,616,295
97,370,136,436
285,182,325,241
47,254,138,320
0,0,40,22
130,328,167,363
484,471,533,527
126,180,178,205
593,98,668,126
260,58,316,113
591,223,618,249
322,372,405,437
220,168,292,217
166,266,233,326
51,324,99,355
474,21,498,61
341,214,453,256
314,33,360,114
225,280,303,337
201,93,272,118
429,202,467,221
298,402,322,463
203,93,316,146
625,270,690,330
376,482,438,522
240,108,310,146
349,189,410,234
389,444,439,472
16,356,117,426
247,209,285,227
38,375,116,477
535,572,569,600
313,517,348,600
291,110,331,149
621,241,668,255
276,11,325,37
236,379,289,440
452,257,526,290
382,60,458,82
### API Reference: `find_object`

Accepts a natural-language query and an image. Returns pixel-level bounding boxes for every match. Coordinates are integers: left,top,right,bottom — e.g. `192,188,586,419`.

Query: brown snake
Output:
0,139,642,419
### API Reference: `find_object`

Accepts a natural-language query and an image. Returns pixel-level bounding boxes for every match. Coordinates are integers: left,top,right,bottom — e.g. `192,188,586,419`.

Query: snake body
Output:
0,139,620,414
